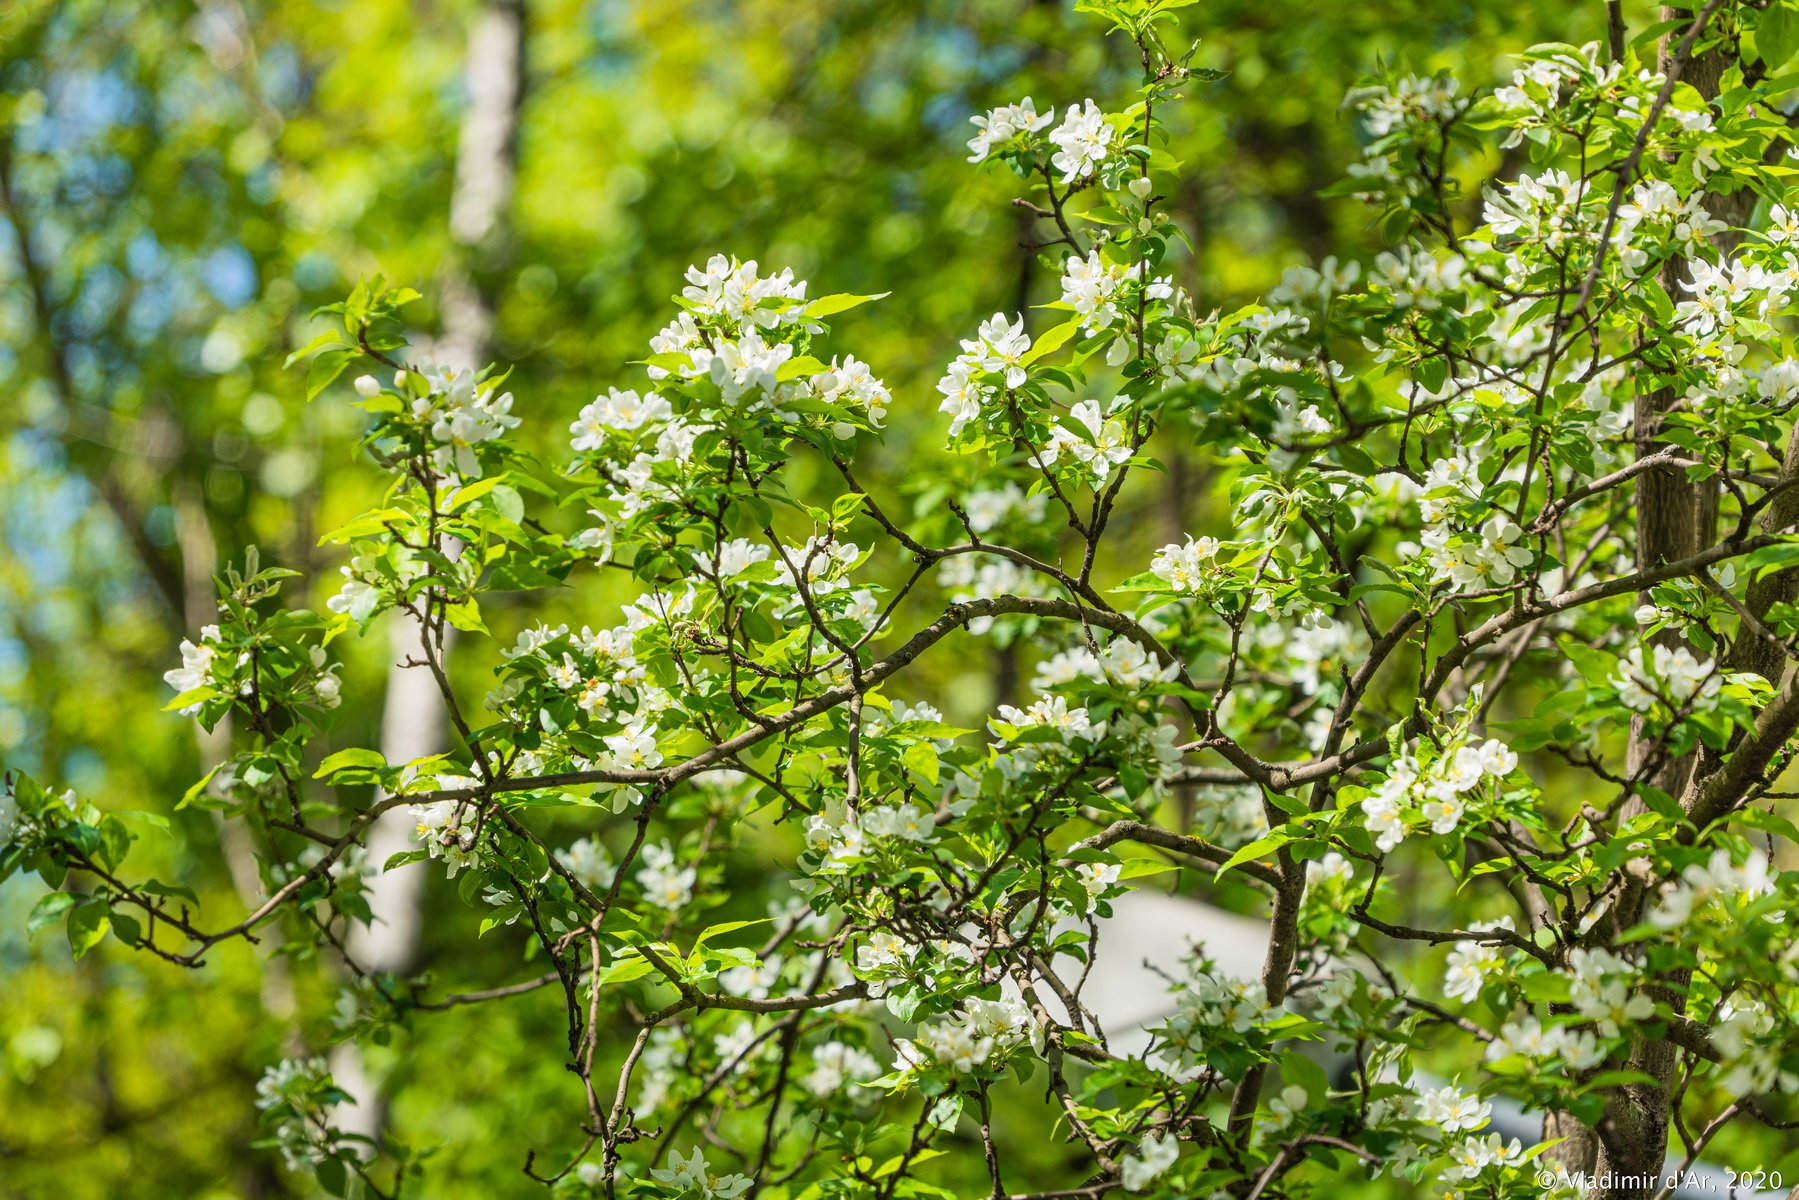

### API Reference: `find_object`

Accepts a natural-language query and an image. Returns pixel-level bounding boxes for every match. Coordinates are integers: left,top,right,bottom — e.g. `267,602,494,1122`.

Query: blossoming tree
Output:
8,0,1799,1196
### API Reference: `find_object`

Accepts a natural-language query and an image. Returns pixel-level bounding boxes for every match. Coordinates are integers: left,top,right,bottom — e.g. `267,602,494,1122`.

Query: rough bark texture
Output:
330,0,527,1145
1568,12,1760,1194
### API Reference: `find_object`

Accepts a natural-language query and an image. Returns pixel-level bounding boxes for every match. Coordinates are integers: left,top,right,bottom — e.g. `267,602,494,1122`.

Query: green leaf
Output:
315,1157,349,1198
320,508,411,545
1560,641,1616,686
1746,539,1799,580
284,329,348,368
806,291,889,318
306,348,356,402
314,748,388,779
594,950,656,986
443,598,487,633
1214,833,1282,880
1022,318,1081,366
109,911,143,946
776,355,829,381
67,898,110,959
1763,1,1799,71
693,918,772,949
177,763,223,810
1281,1050,1329,1105
444,474,507,512
901,741,940,785
26,891,77,937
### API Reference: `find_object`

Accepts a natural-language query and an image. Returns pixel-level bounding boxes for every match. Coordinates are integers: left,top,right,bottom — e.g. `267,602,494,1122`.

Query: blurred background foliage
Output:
0,1,1628,1196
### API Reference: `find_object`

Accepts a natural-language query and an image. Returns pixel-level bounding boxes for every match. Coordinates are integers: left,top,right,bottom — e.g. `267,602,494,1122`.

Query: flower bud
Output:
1128,175,1153,199
353,374,380,398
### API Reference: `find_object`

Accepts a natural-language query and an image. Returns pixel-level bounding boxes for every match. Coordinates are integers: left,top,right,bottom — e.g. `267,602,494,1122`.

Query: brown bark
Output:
1569,11,1759,1193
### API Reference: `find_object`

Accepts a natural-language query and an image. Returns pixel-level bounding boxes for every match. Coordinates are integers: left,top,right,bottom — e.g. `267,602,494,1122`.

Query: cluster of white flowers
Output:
965,96,1054,163
1058,249,1173,334
993,695,1101,742
1047,99,1114,184
1567,947,1654,1036
1650,847,1773,929
1030,636,1179,693
1489,42,1617,147
852,927,919,976
860,698,950,738
1351,73,1461,137
1189,783,1270,850
1482,168,1594,252
1414,1083,1491,1133
1758,357,1799,405
412,790,480,876
1421,515,1533,592
1276,618,1371,701
326,546,426,624
859,801,935,842
650,1146,752,1200
937,553,1056,634
308,646,343,709
679,254,810,332
804,808,862,873
636,841,695,910
718,955,782,1000
900,996,1037,1075
560,836,614,891
1155,968,1274,1071
1676,256,1794,342
1483,1014,1603,1069
492,609,683,788
1359,736,1518,852
568,386,674,453
162,624,220,715
1442,1131,1528,1183
1611,642,1720,714
1148,534,1222,592
960,482,1046,534
1074,859,1122,914
1713,997,1799,1096
1269,389,1332,444
1611,178,1726,273
1268,256,1362,310
774,537,861,597
405,361,520,479
254,1057,340,1171
804,1039,883,1097
627,259,891,450
703,328,797,406
1442,917,1515,1003
1367,243,1466,309
811,355,891,429
1030,399,1134,484
710,537,769,580
1398,447,1541,593
1120,1131,1179,1192
937,312,1031,436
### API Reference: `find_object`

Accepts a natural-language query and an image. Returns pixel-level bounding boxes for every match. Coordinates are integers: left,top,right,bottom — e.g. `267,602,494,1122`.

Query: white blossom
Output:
1047,100,1114,184
966,96,1054,163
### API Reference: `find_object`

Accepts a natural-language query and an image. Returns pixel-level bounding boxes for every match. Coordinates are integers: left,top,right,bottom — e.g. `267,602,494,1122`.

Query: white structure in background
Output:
1084,891,1782,1199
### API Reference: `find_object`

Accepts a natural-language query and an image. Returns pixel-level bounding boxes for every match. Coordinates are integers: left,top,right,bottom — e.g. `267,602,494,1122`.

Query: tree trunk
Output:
1555,11,1757,1193
330,0,527,1146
